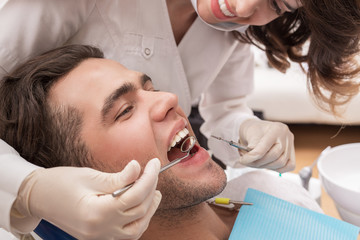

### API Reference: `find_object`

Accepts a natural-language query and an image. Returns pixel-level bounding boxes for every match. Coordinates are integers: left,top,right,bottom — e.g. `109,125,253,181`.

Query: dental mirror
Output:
160,136,196,173
112,136,196,197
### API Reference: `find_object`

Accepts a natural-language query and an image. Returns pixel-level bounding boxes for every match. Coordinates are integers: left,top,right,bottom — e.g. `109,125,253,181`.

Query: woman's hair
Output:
0,45,104,168
234,0,360,114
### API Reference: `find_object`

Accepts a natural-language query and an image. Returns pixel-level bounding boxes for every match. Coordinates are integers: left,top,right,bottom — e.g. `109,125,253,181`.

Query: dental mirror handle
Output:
159,152,189,173
112,183,133,197
112,136,195,197
112,153,189,197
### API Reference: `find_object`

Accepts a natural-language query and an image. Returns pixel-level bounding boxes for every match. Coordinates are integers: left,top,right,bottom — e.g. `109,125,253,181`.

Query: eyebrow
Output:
101,74,152,123
281,0,296,12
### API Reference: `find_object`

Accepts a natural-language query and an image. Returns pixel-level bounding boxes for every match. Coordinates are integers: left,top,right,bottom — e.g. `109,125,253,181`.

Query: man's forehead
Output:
58,58,143,87
78,58,133,79
49,58,150,103
78,58,151,86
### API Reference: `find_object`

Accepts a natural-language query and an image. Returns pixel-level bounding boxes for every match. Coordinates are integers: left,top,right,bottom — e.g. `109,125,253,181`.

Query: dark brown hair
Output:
235,0,360,114
0,45,104,168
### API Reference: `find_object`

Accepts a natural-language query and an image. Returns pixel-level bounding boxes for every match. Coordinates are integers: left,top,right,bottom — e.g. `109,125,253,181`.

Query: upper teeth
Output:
218,0,235,17
168,128,189,151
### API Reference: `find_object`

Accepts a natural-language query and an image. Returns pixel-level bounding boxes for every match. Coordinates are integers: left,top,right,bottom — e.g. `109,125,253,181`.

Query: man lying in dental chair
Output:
1,45,358,239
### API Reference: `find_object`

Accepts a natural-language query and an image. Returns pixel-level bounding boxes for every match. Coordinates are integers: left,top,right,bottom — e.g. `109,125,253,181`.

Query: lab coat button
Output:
144,48,151,56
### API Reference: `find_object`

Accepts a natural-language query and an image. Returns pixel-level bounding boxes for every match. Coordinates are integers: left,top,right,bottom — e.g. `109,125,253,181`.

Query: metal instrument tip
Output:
211,135,222,140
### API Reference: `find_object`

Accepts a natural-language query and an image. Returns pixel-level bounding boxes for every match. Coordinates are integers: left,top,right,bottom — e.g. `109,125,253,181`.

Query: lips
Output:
211,0,235,20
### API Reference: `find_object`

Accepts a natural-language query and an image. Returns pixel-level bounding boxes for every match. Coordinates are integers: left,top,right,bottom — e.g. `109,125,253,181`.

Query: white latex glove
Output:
238,118,295,173
12,158,162,240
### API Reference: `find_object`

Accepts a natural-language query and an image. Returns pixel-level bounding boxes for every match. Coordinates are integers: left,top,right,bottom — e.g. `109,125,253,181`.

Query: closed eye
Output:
115,105,134,121
270,0,282,15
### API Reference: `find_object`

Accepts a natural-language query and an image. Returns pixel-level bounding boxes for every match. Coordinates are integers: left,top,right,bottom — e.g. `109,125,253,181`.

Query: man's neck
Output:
141,202,237,239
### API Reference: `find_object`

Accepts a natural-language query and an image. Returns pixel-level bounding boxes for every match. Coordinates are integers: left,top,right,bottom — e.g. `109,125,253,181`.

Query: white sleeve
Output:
0,0,93,232
0,140,39,232
199,42,258,166
0,0,95,76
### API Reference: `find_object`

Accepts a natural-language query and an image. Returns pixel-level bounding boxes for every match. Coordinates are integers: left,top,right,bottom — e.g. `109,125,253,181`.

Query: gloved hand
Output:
12,158,162,240
238,118,295,173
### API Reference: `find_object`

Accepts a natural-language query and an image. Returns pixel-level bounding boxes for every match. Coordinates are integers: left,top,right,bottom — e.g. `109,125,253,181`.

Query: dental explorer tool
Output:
112,136,196,197
211,135,251,152
212,135,285,177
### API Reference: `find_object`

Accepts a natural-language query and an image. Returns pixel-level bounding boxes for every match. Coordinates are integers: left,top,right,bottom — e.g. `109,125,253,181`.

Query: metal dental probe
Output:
211,135,252,152
211,135,285,177
112,136,196,197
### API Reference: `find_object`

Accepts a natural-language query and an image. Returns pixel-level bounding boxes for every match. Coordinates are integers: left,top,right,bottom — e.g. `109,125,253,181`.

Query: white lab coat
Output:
0,140,39,233
0,0,255,232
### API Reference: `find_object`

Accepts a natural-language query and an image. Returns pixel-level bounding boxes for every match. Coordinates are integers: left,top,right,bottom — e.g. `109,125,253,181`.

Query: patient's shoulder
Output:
217,170,323,213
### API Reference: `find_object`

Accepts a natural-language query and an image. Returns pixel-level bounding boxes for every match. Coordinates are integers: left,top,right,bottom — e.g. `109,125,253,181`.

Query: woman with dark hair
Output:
192,0,360,112
0,0,359,238
233,0,360,113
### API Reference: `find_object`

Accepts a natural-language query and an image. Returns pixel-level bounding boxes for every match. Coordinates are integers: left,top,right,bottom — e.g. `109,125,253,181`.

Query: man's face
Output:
49,58,226,209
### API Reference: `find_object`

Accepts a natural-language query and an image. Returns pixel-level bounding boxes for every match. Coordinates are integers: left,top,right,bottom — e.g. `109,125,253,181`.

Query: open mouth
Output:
167,128,198,162
218,0,235,17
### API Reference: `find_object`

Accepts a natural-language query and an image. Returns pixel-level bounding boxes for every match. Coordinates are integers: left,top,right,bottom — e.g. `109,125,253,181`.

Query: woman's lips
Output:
211,0,235,20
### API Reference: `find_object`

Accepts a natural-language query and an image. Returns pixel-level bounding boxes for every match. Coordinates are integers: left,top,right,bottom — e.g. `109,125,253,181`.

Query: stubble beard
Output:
154,159,227,224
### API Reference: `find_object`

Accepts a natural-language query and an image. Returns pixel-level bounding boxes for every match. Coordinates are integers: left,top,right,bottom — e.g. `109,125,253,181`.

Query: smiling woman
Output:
194,0,360,114
231,0,360,114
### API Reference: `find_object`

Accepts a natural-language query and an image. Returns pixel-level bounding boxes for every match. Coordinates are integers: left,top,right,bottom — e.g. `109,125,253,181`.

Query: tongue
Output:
167,147,185,162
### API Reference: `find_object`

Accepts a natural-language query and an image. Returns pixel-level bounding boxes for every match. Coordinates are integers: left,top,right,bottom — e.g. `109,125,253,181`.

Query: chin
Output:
157,159,227,210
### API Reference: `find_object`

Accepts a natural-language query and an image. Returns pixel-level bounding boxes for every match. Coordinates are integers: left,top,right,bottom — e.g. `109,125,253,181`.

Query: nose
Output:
234,0,259,18
148,91,179,122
